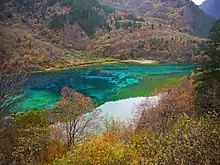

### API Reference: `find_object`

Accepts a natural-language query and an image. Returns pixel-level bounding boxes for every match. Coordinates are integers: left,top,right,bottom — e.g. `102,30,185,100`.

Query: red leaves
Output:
60,86,94,112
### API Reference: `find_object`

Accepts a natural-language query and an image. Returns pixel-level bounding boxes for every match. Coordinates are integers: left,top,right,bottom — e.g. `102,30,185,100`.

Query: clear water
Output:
13,63,195,112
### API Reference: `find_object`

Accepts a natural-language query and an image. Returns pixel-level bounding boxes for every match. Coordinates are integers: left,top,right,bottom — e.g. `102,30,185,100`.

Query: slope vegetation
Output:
101,0,216,37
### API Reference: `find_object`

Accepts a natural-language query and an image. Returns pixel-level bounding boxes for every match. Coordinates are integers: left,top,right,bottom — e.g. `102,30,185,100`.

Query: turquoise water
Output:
13,63,195,112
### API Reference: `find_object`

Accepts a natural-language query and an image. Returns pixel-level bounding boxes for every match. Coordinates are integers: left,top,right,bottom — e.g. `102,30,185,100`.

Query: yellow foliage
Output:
43,140,67,164
53,134,139,165
24,54,45,62
55,64,61,69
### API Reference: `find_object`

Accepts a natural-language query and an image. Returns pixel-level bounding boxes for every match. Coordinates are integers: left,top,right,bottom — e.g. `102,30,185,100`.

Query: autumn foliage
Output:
136,80,195,134
53,133,139,165
54,86,100,150
134,114,220,165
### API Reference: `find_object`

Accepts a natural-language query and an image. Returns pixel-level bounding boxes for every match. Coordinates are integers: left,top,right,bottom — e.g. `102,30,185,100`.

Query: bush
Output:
149,38,168,51
137,17,144,22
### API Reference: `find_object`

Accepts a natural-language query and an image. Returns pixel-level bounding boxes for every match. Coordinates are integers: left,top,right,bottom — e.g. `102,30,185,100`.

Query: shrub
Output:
137,17,144,22
149,38,168,51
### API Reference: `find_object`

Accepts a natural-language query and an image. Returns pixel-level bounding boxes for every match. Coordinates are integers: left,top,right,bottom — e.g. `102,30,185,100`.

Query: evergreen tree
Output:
204,19,220,70
192,19,220,117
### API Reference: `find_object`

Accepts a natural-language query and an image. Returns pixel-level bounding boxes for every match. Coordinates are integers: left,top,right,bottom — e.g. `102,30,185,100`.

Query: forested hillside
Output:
0,0,116,73
101,0,215,37
1,0,210,74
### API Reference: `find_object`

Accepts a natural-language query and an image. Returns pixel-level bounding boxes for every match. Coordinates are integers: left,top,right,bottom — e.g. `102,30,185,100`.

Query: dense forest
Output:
1,19,220,165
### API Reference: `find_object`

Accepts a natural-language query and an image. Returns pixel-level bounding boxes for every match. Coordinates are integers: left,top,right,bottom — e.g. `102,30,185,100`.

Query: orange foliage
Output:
103,132,117,143
43,140,67,164
56,99,68,107
24,54,45,62
2,58,9,66
43,125,68,164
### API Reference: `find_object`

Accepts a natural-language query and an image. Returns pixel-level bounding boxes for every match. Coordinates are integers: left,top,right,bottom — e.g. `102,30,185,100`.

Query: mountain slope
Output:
0,0,209,74
101,0,216,37
0,0,115,73
200,0,220,19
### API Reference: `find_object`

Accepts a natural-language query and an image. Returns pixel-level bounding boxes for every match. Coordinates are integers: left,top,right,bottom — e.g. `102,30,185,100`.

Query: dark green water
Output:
13,63,195,112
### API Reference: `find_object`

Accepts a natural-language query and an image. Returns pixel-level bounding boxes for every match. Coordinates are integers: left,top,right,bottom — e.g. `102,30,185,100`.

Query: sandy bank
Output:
123,59,158,64
97,96,160,122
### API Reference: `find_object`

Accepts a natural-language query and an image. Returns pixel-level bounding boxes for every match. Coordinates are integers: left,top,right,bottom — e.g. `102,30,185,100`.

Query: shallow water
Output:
98,96,159,122
12,63,195,112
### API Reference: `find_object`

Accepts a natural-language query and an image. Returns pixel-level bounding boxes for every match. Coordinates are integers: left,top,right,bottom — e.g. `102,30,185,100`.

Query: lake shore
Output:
122,59,158,64
31,59,159,74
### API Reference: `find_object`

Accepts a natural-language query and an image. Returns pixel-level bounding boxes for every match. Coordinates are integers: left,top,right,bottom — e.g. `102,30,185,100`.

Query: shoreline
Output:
30,59,120,74
30,59,159,74
122,59,158,64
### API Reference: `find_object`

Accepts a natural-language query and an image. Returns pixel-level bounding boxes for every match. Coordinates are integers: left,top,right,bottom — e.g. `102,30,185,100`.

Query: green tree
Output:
128,21,132,27
204,19,220,70
67,0,107,36
151,23,154,29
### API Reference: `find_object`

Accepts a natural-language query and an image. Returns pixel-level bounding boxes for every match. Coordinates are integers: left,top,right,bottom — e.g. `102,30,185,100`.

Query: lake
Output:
12,63,195,112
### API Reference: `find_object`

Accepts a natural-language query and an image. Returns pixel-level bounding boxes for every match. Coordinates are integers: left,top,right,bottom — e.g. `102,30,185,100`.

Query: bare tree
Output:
54,87,100,150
